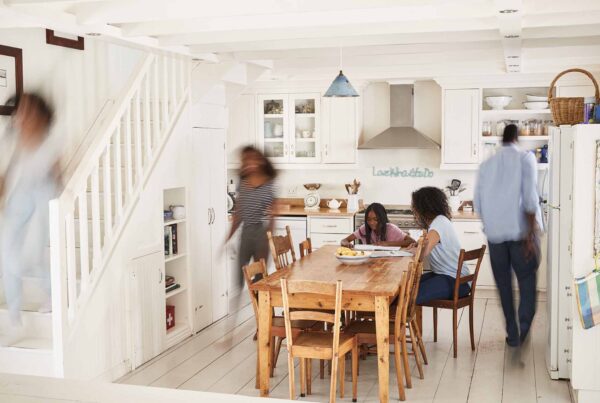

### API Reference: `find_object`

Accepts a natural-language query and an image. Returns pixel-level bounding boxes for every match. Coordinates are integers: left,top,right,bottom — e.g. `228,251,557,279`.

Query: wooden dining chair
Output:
267,225,297,270
404,255,426,382
346,265,414,401
299,238,312,258
281,279,358,403
243,259,317,386
419,245,486,358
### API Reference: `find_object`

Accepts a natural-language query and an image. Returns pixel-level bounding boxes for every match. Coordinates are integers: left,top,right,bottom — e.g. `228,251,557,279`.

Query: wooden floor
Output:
120,297,573,403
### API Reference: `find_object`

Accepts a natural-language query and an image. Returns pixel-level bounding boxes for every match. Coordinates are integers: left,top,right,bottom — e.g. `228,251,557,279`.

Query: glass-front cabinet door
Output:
289,93,320,163
258,95,288,163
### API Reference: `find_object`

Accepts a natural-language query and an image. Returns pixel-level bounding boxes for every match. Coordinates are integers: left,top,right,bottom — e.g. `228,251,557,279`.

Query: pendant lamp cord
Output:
339,47,343,72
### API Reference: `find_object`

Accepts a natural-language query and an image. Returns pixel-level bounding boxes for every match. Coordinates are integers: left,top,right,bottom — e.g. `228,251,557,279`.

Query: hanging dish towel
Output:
575,269,600,329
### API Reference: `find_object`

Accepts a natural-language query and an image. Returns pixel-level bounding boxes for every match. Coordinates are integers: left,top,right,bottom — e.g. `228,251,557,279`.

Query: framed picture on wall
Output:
0,44,23,116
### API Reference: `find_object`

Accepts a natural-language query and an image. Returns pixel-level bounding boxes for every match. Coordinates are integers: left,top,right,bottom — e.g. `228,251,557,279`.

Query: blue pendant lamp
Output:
324,48,359,97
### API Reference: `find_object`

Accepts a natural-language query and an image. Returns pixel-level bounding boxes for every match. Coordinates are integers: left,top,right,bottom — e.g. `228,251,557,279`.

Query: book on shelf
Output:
165,275,175,287
164,226,172,256
164,224,178,256
166,283,181,293
171,224,178,255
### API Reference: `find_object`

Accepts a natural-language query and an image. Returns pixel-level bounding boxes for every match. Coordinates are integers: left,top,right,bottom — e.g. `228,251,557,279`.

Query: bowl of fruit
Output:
335,247,371,265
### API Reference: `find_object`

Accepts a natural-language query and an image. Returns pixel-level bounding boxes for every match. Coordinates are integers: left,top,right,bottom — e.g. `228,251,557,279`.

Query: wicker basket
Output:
548,68,599,125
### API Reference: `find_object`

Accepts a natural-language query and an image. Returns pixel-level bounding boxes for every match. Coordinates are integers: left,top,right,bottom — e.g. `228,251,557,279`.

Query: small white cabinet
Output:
322,97,358,164
453,220,494,288
130,251,166,368
257,93,321,163
441,88,480,168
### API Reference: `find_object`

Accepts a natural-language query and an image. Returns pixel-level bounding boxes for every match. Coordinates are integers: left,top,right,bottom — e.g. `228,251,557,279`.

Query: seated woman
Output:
410,187,470,304
341,202,415,247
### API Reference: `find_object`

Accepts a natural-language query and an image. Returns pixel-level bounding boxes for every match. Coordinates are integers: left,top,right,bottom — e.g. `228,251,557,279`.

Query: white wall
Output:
62,106,192,381
0,28,142,167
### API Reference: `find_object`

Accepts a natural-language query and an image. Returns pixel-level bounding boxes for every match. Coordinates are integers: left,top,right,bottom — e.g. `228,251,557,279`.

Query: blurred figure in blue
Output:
0,93,61,346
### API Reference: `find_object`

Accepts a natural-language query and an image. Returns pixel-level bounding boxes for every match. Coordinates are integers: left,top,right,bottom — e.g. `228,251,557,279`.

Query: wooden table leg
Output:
258,290,272,397
374,296,390,403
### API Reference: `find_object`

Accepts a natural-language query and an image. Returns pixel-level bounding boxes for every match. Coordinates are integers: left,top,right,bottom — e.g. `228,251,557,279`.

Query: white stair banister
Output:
49,52,191,372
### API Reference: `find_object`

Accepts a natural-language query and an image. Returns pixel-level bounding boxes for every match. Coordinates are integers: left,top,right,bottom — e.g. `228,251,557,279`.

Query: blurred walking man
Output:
474,124,542,347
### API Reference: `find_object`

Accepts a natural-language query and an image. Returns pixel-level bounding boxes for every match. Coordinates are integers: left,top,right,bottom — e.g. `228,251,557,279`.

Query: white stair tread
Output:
0,302,51,315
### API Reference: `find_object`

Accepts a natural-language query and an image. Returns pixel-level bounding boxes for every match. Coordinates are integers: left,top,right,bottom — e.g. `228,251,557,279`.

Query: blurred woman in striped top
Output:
226,146,277,274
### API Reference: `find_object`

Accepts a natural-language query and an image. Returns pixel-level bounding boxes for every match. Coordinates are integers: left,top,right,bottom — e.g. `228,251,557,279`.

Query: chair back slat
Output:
242,259,268,327
299,238,312,258
453,245,487,301
392,268,411,336
407,261,424,320
267,225,297,270
289,310,335,324
281,279,343,357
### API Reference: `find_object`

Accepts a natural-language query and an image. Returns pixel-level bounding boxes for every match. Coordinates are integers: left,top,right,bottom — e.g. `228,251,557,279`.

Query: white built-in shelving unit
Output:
163,187,192,348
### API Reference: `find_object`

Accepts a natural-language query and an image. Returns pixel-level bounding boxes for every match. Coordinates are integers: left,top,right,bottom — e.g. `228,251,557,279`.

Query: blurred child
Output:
0,93,61,346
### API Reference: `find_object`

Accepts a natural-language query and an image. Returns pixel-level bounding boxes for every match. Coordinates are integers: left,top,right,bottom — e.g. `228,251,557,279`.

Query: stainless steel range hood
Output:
358,84,440,150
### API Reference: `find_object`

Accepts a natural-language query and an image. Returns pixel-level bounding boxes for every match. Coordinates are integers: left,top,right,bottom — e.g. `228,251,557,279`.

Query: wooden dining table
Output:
249,245,412,403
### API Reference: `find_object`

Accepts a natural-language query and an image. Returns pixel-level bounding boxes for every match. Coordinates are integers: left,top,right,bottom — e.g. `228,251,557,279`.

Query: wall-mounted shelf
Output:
165,253,187,263
164,218,186,226
481,135,549,142
481,109,552,116
166,286,187,299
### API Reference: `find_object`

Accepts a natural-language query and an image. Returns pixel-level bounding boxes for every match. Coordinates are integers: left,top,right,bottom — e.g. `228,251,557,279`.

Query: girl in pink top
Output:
341,203,415,247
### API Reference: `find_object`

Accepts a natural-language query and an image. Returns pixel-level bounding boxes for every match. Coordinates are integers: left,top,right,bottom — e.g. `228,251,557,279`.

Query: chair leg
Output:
401,331,412,388
271,336,283,377
433,307,438,343
393,335,406,401
412,318,428,365
300,358,306,398
307,358,312,395
352,340,358,403
452,308,458,359
469,303,475,351
255,342,260,389
339,353,346,398
329,352,339,403
320,359,325,379
409,322,424,379
269,336,276,377
287,354,296,400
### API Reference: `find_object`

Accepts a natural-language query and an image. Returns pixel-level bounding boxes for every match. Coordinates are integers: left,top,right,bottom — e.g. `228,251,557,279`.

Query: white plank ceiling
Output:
1,0,600,81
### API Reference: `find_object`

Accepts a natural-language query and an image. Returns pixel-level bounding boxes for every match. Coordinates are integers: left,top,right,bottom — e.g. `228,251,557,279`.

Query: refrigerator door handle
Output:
548,204,560,210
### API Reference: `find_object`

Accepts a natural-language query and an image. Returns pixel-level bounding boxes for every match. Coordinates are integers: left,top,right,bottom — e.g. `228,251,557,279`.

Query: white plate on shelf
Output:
526,95,548,102
523,101,549,110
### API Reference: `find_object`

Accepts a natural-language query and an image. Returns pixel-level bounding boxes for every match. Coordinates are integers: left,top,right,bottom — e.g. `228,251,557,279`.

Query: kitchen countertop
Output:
452,210,480,220
274,205,357,217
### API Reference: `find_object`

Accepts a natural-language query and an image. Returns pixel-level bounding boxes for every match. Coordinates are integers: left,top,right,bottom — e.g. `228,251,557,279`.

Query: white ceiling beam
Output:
73,0,489,26
120,5,495,37
188,29,500,54
160,18,499,47
493,0,522,73
5,0,105,4
0,3,197,57
229,40,502,63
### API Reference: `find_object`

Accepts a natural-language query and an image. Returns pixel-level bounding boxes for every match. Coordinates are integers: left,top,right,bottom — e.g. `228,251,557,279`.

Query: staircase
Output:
0,51,190,377
0,51,271,378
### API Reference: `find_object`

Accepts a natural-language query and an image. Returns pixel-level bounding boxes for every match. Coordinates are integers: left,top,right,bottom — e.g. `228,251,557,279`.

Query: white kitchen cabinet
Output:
556,85,596,98
130,251,166,369
227,94,256,166
441,88,480,168
322,97,358,164
257,93,321,164
453,220,494,288
191,128,229,331
308,216,353,249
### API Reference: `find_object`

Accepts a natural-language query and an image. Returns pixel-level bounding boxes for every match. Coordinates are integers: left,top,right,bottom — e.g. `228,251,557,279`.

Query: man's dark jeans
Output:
488,239,540,344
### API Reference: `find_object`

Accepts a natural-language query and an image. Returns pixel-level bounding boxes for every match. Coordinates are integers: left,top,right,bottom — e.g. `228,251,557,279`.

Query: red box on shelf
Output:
166,305,176,330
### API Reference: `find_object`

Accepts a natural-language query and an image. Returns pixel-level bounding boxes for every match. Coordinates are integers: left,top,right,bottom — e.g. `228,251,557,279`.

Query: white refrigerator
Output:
545,125,574,380
546,124,600,391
